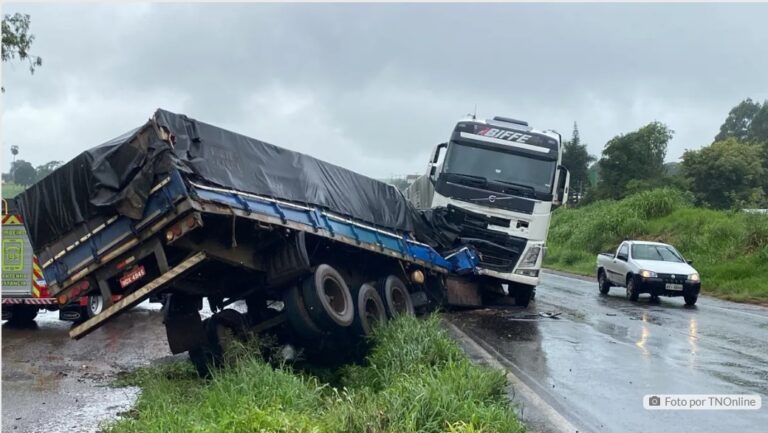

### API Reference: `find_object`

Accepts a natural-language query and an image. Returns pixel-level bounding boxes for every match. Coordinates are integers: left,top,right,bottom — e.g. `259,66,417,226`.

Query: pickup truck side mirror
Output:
617,253,628,261
553,165,571,206
686,259,694,265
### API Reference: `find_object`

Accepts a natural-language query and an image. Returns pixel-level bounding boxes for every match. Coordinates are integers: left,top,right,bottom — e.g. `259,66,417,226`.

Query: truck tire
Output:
189,318,215,378
513,284,534,307
352,283,387,337
301,264,354,328
82,295,104,320
598,271,611,295
8,305,38,324
206,309,248,364
376,275,415,318
626,277,640,301
284,284,325,339
684,294,698,306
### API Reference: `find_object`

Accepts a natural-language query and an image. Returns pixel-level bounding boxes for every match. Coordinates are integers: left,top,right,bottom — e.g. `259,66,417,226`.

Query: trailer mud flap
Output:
69,252,207,340
445,276,482,307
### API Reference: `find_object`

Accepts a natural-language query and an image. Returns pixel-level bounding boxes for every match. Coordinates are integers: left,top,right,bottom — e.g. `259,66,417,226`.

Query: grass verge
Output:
106,315,524,433
544,188,768,303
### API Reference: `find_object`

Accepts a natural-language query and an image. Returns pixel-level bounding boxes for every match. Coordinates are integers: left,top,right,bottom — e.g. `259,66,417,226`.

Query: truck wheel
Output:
302,264,354,328
206,309,248,364
82,295,104,320
187,319,214,379
513,285,534,307
598,271,611,295
684,295,698,306
352,283,387,336
284,284,325,338
8,305,38,324
376,275,415,318
626,277,639,301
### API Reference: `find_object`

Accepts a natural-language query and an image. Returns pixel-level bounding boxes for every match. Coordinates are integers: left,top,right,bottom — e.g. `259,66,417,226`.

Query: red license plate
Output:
119,266,146,288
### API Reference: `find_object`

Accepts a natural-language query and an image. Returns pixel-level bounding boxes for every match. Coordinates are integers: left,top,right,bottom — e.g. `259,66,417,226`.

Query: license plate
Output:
119,265,146,288
666,283,683,291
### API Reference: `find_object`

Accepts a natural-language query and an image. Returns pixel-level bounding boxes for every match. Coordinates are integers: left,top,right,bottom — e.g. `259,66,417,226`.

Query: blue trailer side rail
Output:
187,182,479,274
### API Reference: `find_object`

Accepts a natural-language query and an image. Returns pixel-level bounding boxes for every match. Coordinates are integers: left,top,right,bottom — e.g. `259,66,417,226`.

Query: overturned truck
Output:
16,109,485,375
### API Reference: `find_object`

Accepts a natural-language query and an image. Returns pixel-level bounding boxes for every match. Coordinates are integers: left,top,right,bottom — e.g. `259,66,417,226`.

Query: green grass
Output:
105,315,524,433
545,188,768,303
1,182,26,199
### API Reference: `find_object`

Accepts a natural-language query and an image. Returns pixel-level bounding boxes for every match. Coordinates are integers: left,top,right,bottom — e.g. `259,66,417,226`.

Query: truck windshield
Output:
442,142,556,194
631,244,684,262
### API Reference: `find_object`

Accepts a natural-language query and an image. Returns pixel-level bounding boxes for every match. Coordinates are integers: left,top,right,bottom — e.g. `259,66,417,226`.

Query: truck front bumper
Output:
637,278,701,297
476,267,540,287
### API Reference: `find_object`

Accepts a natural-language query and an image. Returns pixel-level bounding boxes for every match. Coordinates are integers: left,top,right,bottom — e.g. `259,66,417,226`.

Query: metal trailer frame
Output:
46,169,479,339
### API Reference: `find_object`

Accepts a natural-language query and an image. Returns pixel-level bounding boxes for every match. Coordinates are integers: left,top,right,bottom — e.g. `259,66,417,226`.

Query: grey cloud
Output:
3,3,767,178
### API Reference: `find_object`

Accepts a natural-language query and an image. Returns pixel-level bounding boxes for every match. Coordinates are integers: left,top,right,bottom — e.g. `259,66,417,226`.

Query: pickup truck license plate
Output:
666,283,683,291
119,265,146,288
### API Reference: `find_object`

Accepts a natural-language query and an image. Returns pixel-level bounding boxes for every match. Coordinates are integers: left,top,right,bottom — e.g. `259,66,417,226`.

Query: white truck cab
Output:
405,116,569,306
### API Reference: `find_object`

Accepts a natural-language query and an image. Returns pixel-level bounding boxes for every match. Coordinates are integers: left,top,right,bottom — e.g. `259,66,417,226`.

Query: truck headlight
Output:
640,270,657,278
520,246,541,267
688,273,700,282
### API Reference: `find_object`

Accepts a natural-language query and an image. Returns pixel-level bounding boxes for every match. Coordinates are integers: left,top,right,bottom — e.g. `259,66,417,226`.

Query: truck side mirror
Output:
428,142,448,180
553,166,571,206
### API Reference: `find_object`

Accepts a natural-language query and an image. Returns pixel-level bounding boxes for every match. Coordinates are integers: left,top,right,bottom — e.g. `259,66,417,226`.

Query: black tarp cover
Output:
17,109,418,253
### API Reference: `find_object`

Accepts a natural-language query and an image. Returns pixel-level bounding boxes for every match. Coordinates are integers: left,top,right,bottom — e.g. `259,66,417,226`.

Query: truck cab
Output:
405,116,569,306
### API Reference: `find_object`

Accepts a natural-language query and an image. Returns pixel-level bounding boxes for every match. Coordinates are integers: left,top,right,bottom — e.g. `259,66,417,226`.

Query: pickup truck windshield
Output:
631,244,684,262
442,142,556,194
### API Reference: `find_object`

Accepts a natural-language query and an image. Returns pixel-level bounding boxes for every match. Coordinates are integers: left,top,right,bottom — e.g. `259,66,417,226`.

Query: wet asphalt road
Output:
3,272,767,433
448,271,768,433
1,302,172,433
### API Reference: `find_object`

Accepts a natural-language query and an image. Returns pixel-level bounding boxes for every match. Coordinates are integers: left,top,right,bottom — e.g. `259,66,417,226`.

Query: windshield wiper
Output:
491,179,536,195
444,172,488,185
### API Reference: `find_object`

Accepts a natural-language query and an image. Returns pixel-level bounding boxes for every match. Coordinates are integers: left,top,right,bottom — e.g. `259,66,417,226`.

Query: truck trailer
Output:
15,109,488,375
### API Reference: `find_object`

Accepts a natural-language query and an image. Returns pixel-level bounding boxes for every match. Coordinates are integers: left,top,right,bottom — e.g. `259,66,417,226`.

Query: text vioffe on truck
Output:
405,116,570,307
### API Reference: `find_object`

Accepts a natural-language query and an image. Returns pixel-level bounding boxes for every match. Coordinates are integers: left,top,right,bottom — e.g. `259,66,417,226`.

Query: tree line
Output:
563,98,768,210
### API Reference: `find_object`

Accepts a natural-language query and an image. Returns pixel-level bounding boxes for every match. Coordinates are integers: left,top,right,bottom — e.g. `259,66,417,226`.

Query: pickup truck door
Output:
606,243,629,285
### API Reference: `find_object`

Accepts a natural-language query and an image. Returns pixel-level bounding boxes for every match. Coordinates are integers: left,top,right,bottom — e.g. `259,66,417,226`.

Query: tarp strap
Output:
321,211,335,237
271,202,287,225
401,234,414,259
232,193,251,214
348,219,361,245
306,207,319,232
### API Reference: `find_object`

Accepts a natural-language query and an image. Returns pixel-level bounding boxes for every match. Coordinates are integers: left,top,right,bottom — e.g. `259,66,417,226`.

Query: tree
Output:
562,122,596,201
35,160,62,181
681,138,764,209
11,160,36,186
1,13,42,91
595,122,673,199
748,103,768,143
715,99,762,142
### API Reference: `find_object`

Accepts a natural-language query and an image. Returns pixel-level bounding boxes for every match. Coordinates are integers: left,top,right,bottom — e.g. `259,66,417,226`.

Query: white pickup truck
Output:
596,240,701,305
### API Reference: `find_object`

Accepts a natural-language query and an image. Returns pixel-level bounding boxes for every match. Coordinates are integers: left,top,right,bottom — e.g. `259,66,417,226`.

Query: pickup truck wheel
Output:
352,283,387,336
302,264,354,328
376,275,415,318
598,271,611,295
684,295,698,306
284,284,325,339
626,278,640,301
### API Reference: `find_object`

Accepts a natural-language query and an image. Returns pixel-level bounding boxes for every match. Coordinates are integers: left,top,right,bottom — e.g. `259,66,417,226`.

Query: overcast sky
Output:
3,2,767,179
